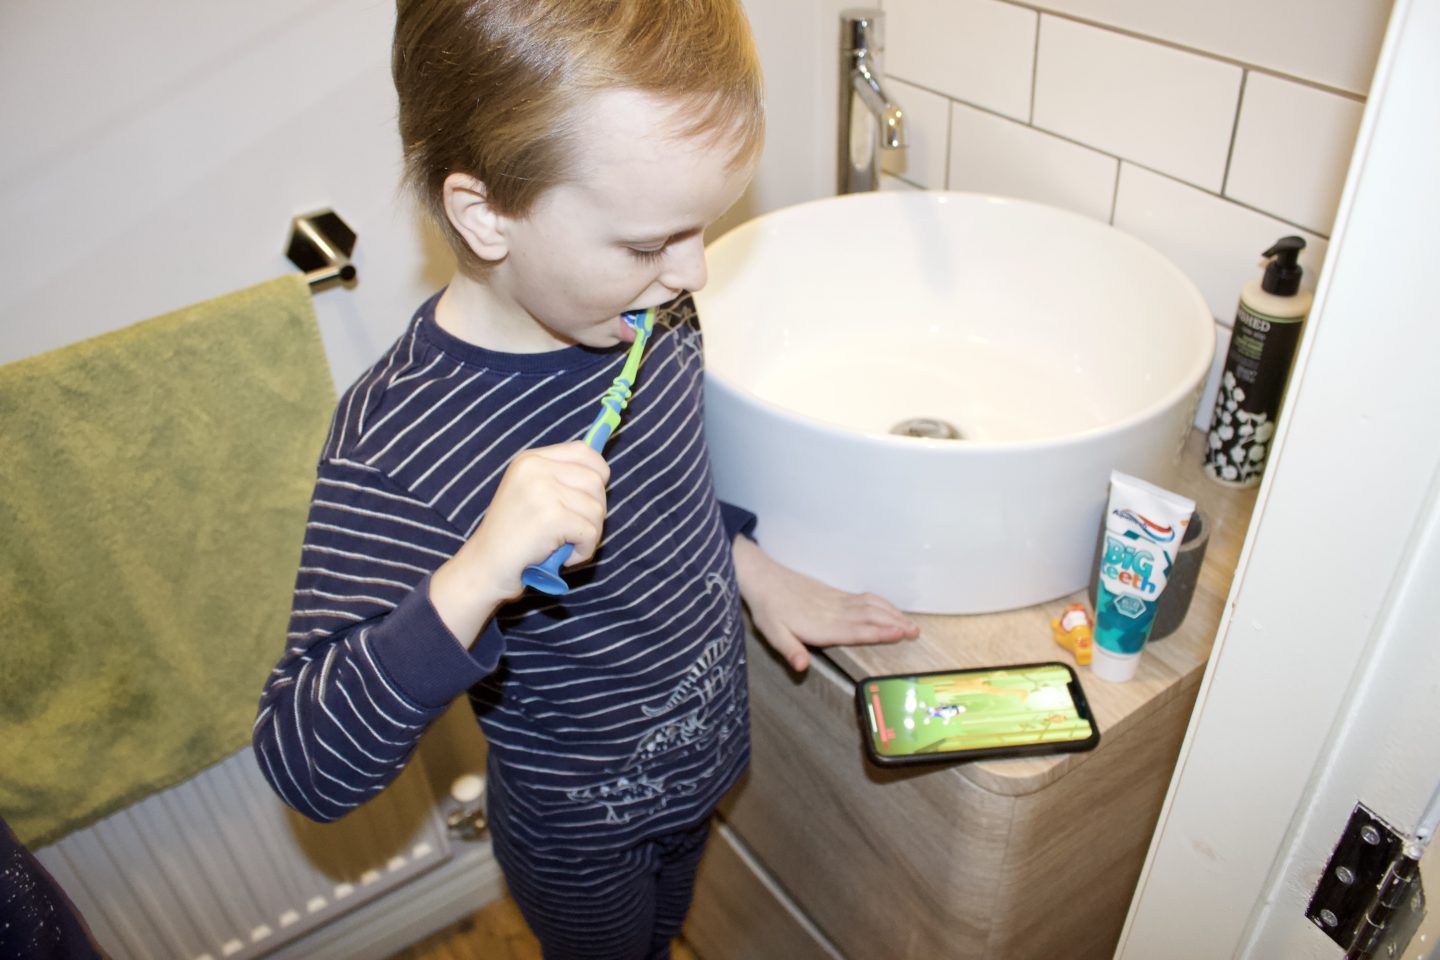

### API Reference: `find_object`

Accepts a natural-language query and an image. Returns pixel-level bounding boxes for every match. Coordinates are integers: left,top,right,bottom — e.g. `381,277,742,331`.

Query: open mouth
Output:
615,314,637,343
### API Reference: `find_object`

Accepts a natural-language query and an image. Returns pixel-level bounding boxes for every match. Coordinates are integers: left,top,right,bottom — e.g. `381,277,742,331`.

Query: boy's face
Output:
488,89,757,349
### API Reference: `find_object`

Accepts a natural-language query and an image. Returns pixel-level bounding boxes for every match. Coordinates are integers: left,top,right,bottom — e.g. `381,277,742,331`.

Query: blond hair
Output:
393,0,765,266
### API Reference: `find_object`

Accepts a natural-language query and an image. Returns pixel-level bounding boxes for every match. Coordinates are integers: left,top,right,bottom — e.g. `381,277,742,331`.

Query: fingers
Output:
519,444,610,562
795,593,919,648
464,443,613,591
517,461,607,565
509,444,608,501
844,593,922,642
549,486,605,566
757,620,810,673
758,595,914,674
532,441,611,485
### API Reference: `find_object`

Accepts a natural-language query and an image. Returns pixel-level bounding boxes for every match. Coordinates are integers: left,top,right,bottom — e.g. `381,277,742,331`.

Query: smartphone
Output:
856,661,1100,766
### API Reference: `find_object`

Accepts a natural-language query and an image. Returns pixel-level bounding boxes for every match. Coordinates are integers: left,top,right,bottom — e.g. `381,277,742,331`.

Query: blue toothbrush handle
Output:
586,420,615,449
521,542,575,595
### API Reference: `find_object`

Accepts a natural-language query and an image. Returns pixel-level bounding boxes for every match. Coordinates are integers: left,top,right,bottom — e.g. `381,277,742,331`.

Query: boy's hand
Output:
731,536,919,672
430,442,609,645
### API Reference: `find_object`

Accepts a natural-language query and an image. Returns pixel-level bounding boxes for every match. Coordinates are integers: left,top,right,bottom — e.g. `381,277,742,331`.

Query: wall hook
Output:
286,209,357,290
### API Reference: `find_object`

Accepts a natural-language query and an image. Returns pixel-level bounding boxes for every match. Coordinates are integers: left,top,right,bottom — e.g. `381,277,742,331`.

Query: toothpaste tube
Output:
1090,471,1196,682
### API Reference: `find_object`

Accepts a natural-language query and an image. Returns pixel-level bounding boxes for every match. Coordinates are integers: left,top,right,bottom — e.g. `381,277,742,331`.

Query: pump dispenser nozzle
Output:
1261,235,1306,296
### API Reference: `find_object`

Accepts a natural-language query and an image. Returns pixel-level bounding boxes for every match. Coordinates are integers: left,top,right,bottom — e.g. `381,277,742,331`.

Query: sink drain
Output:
890,417,964,440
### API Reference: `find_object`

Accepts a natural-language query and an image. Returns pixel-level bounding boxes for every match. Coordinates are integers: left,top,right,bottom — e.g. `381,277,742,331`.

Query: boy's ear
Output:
442,173,510,262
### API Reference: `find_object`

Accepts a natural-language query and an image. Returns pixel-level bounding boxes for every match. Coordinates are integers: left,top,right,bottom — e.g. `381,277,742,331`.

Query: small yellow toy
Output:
1051,603,1094,666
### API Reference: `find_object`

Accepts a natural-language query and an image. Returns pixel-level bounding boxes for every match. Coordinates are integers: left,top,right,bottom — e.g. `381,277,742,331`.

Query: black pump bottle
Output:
1203,236,1314,487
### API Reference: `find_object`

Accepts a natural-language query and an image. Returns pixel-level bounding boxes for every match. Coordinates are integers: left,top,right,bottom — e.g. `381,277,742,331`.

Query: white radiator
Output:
34,746,452,960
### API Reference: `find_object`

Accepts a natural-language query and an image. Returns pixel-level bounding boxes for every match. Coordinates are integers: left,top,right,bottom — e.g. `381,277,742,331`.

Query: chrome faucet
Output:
839,9,907,194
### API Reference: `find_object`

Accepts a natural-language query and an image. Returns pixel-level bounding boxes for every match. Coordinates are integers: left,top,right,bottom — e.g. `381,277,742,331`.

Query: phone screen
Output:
859,662,1097,763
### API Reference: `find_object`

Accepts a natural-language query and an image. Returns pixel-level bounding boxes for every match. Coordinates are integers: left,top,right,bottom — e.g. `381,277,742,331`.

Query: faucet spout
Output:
851,55,906,150
838,9,907,194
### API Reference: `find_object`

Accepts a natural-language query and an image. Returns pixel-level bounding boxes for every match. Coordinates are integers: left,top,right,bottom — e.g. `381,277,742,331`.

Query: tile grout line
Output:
885,72,1331,240
992,0,1370,101
1109,161,1122,226
1221,70,1250,200
942,99,955,190
1029,11,1042,125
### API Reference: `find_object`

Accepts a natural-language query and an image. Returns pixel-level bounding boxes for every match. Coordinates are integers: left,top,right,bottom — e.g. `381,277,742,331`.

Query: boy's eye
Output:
626,245,667,263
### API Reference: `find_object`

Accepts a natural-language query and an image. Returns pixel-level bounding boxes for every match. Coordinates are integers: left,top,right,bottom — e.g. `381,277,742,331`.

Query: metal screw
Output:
1361,824,1383,845
1335,866,1356,885
1320,909,1340,927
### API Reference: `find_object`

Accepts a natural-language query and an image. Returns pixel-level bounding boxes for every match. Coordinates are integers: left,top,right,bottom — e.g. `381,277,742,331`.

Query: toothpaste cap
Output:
1090,644,1141,683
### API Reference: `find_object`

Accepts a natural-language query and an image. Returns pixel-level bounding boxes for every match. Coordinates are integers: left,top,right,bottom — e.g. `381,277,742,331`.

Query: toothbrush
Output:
521,307,657,595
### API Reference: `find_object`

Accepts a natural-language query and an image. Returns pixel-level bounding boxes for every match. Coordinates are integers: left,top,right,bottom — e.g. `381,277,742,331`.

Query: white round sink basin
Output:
697,191,1214,614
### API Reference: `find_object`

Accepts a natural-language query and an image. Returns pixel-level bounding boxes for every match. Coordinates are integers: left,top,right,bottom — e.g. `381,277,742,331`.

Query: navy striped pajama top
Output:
253,292,754,851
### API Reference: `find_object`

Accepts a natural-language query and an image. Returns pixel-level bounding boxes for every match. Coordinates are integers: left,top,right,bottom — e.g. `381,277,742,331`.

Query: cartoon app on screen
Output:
861,664,1096,762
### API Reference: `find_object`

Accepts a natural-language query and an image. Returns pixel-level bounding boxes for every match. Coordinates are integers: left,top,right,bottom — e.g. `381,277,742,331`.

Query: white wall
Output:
2,0,1394,413
0,0,451,391
710,0,851,240
1117,0,1440,953
0,5,493,950
738,0,1391,429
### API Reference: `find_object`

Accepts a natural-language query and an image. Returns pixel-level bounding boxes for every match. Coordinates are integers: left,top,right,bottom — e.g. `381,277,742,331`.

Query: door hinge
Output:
1307,803,1428,959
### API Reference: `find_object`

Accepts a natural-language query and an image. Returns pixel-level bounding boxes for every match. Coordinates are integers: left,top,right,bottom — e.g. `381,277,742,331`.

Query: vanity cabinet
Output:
686,432,1256,960
685,819,843,960
706,635,1197,959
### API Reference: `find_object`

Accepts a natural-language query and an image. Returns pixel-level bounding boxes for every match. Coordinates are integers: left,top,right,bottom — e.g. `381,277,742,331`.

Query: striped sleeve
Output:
718,500,757,543
252,457,501,822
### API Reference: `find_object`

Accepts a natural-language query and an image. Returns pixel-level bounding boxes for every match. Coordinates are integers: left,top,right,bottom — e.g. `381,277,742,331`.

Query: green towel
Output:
0,275,336,848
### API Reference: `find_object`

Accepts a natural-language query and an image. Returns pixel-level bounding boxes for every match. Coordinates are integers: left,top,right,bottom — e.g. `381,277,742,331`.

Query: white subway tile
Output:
1023,0,1391,96
1226,72,1364,236
946,102,1117,223
1033,16,1242,191
885,0,1037,122
1112,164,1328,327
880,78,951,189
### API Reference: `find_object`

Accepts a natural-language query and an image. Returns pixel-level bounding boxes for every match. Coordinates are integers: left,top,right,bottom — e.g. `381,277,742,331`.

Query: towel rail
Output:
286,209,357,290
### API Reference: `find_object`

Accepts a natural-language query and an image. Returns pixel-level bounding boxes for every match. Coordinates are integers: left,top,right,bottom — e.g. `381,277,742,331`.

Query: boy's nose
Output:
660,235,708,293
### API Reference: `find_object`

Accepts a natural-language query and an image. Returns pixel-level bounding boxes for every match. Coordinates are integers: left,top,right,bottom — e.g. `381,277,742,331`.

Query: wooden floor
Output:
386,895,701,960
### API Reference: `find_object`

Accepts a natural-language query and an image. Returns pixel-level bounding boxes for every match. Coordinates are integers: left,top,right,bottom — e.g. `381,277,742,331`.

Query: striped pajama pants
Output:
489,788,713,960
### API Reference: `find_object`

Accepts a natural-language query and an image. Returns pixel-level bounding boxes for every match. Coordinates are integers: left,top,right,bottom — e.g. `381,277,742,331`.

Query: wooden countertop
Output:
823,429,1258,797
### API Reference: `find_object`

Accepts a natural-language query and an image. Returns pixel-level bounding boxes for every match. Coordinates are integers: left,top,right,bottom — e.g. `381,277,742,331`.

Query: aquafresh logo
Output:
1112,508,1176,544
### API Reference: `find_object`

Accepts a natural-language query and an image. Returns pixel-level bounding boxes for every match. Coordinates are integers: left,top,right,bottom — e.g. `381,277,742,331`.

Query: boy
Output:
253,1,918,956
